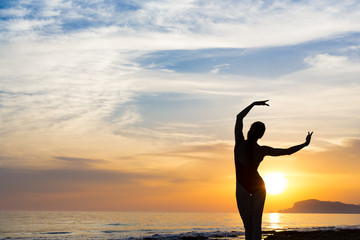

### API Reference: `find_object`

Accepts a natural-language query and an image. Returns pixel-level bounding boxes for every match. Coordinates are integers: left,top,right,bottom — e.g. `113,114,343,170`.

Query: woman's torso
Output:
234,140,265,194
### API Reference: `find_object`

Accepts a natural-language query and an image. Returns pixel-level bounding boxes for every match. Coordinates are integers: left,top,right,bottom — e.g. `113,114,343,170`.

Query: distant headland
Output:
279,199,360,213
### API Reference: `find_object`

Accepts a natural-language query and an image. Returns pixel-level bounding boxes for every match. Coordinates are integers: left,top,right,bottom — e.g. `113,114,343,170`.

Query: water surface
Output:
1,211,359,239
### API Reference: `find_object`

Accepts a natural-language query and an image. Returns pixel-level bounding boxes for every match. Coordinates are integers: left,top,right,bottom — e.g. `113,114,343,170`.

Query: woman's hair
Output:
248,121,266,139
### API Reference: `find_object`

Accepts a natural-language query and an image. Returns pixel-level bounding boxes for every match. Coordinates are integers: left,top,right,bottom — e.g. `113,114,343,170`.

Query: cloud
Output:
305,54,349,69
262,138,360,177
2,0,360,49
0,45,138,136
115,141,234,184
312,138,360,173
0,140,234,195
0,5,29,18
53,156,107,168
0,140,235,211
0,167,156,194
210,64,231,74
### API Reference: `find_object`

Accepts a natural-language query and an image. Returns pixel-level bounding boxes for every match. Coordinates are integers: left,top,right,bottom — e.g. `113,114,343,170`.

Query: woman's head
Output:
247,121,266,140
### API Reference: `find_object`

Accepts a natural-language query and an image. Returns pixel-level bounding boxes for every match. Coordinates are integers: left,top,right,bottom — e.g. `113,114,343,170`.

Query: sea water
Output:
1,211,359,240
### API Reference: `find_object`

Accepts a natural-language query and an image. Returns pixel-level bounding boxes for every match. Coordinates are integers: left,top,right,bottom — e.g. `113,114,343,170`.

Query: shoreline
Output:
263,229,360,240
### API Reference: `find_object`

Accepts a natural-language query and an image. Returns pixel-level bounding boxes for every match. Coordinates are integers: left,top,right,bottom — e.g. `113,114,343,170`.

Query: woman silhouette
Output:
234,100,312,240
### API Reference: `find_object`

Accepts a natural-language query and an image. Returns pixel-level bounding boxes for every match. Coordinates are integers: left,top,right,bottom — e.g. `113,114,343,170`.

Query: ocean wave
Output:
106,223,128,226
43,231,72,235
299,224,360,232
263,224,360,233
123,226,360,240
125,230,244,240
102,230,131,234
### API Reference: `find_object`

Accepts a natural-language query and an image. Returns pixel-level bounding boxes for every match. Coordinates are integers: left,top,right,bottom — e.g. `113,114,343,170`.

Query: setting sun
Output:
263,172,288,195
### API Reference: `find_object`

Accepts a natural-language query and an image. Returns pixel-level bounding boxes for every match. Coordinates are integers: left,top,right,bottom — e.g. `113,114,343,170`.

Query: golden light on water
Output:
263,172,288,195
268,213,282,229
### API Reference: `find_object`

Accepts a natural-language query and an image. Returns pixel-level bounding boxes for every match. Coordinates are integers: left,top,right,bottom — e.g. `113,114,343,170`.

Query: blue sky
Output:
0,0,360,211
139,33,360,76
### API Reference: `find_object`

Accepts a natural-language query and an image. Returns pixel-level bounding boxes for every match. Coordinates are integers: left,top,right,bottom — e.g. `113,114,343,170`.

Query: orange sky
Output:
1,128,359,212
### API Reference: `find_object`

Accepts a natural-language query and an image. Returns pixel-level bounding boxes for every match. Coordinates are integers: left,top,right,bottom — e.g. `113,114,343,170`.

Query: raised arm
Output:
235,100,269,145
262,132,313,156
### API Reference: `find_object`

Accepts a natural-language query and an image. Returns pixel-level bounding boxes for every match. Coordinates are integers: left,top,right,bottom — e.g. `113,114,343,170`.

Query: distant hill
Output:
279,199,360,213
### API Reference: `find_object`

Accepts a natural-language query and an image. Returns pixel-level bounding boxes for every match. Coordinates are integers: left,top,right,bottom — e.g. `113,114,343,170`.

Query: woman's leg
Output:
236,182,253,240
251,188,266,240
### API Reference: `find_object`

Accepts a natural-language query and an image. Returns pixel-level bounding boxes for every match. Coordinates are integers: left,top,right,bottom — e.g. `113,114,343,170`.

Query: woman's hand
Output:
305,131,313,146
253,100,269,106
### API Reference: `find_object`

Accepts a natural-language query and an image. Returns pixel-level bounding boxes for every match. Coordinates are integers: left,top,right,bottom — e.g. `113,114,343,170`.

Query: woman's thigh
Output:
236,183,252,221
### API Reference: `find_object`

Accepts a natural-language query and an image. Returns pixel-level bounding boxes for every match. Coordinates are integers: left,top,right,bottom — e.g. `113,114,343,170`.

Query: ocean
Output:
1,211,359,240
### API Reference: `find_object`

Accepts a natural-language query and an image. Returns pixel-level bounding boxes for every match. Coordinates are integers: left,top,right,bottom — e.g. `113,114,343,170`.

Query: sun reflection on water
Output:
268,213,282,230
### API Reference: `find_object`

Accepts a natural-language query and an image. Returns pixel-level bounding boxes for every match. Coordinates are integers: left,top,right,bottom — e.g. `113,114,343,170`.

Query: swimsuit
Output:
235,161,265,194
234,142,265,194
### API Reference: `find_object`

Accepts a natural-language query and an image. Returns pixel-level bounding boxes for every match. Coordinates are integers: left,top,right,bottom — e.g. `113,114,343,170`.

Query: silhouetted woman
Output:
234,100,312,240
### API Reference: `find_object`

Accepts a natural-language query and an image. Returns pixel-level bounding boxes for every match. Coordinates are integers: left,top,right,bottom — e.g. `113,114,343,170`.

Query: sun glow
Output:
263,172,288,195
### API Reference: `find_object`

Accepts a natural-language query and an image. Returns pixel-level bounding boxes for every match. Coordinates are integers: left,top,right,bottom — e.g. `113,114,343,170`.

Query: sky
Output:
0,0,359,212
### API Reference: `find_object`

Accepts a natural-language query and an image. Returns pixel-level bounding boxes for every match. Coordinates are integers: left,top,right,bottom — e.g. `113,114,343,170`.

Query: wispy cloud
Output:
0,166,164,195
53,156,107,168
1,138,358,211
0,140,234,210
2,0,360,48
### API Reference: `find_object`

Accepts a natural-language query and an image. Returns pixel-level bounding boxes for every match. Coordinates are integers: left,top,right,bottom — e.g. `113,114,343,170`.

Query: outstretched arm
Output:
263,132,313,156
235,100,269,145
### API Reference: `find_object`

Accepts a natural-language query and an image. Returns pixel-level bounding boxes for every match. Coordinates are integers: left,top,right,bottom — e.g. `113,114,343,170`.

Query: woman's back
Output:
235,140,264,170
234,140,265,194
